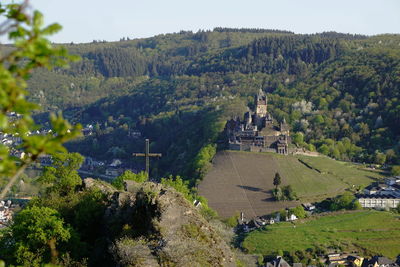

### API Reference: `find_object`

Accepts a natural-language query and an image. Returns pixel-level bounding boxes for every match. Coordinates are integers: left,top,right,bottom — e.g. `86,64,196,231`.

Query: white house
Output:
357,194,400,209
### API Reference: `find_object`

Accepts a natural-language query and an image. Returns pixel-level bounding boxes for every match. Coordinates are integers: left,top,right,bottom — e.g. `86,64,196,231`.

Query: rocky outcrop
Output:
83,178,236,267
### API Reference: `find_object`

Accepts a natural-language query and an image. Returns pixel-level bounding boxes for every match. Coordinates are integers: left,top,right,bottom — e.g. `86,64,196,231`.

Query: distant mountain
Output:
19,29,400,181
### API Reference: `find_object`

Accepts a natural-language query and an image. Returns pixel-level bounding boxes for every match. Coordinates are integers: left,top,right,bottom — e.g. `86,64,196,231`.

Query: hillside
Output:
198,151,381,218
18,29,400,181
242,210,400,259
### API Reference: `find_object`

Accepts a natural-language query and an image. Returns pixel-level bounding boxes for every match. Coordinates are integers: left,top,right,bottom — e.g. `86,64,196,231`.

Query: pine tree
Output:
273,172,281,189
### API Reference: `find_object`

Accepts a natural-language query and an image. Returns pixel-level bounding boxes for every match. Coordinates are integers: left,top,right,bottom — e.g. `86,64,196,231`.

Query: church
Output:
226,90,291,154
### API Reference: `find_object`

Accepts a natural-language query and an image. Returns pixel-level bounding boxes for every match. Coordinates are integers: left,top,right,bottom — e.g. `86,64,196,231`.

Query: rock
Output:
94,180,236,266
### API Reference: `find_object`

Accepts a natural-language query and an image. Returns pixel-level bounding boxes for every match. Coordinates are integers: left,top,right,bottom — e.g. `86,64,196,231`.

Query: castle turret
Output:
280,118,290,136
255,89,267,118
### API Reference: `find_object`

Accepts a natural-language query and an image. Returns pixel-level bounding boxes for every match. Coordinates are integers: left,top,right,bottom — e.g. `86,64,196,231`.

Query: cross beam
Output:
132,139,162,176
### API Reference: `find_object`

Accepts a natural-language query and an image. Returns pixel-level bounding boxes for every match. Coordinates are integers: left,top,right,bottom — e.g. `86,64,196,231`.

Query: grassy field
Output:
242,210,400,259
275,154,382,201
198,151,382,218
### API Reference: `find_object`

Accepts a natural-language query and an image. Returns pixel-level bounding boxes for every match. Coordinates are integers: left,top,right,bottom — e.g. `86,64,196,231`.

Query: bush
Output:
273,185,297,201
391,165,400,176
112,171,148,190
329,192,360,211
290,206,306,219
282,185,296,201
224,212,240,227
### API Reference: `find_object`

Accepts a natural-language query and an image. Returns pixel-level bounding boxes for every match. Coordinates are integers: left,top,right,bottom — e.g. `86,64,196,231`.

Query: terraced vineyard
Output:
198,151,381,218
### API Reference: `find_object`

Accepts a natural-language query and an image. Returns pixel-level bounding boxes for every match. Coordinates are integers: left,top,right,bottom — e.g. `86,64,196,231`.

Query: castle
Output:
226,90,291,154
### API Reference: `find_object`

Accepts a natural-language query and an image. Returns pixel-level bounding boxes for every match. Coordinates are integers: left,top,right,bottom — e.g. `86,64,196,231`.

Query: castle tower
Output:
280,118,290,136
255,89,267,118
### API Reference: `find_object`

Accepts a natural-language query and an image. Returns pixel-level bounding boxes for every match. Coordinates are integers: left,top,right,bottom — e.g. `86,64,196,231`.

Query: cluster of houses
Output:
82,124,94,136
266,254,399,267
0,200,16,228
239,203,316,232
357,177,400,209
80,157,138,179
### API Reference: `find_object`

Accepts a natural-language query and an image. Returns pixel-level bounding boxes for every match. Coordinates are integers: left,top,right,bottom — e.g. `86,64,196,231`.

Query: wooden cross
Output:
132,139,162,177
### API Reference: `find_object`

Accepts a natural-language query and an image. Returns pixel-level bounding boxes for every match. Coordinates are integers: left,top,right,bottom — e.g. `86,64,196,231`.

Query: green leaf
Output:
32,10,44,28
41,23,62,35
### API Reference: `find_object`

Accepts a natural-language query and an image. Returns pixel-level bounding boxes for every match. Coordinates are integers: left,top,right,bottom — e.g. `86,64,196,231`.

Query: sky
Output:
21,0,400,43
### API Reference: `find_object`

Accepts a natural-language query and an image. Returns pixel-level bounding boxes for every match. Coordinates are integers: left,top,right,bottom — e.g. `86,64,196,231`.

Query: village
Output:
264,254,400,267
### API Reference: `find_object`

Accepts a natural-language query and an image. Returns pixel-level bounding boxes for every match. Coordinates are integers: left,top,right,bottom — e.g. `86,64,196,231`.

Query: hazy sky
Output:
27,0,400,43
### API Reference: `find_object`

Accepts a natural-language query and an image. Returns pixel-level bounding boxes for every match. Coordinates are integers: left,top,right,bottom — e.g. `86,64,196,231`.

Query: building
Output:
358,177,400,209
357,194,400,209
362,256,398,267
266,256,291,267
226,89,291,154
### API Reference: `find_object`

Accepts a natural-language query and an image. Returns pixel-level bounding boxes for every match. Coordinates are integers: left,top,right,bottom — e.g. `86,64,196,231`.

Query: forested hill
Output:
17,29,400,181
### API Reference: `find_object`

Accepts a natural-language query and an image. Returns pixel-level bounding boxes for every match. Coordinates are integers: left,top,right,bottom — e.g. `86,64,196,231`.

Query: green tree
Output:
292,132,304,146
38,152,84,195
330,192,356,211
374,152,386,165
290,206,306,219
0,1,81,199
7,206,71,266
318,144,330,155
272,187,283,201
161,175,193,201
312,114,325,125
282,185,296,201
390,165,400,176
273,172,281,189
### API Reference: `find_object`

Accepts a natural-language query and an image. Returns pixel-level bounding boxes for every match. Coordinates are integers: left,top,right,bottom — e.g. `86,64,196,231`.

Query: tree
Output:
390,165,400,176
5,206,71,266
0,1,81,199
330,192,356,211
282,185,296,201
38,152,84,195
290,206,306,219
273,172,281,189
318,144,330,155
292,132,304,146
272,187,283,201
374,151,386,165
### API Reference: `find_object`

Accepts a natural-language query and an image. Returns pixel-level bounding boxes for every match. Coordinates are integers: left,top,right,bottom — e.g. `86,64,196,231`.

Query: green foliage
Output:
193,144,217,180
0,1,81,199
111,170,148,190
273,184,296,201
272,187,283,201
374,151,386,165
292,132,304,146
243,211,400,258
273,172,281,188
161,175,193,201
282,185,296,201
72,189,107,243
223,212,240,228
290,206,307,219
390,165,400,176
38,152,84,195
329,192,360,211
2,206,71,266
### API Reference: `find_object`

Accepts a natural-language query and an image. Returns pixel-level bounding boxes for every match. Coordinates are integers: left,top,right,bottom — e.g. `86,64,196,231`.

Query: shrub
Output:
112,171,148,190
